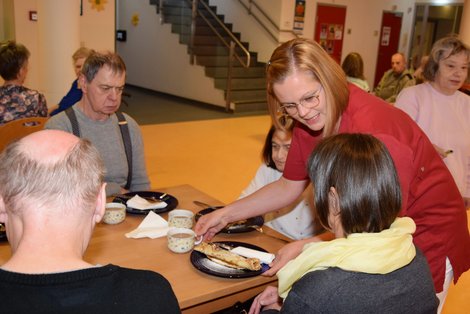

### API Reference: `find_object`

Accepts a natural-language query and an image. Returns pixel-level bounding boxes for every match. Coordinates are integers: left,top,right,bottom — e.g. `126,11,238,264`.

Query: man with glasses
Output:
46,51,150,196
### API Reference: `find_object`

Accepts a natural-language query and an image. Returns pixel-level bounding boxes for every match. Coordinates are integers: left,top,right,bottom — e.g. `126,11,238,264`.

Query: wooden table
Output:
0,184,288,313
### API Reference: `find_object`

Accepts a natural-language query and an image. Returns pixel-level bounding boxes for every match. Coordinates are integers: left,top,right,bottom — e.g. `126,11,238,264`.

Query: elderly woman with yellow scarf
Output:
249,134,438,314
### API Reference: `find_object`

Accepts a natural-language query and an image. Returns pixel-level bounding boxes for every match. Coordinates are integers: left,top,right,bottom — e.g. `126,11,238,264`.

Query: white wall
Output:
80,0,115,51
6,0,115,104
116,0,226,107
209,0,283,62
12,0,40,89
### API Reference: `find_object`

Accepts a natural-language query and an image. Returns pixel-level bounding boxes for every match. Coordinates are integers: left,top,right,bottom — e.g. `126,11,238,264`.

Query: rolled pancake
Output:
194,242,261,271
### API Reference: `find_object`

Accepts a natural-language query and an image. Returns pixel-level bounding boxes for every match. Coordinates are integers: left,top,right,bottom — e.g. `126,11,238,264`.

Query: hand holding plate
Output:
262,240,305,277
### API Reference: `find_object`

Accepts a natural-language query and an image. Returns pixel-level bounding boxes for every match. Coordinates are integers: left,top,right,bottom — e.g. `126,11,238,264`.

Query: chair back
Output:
0,117,48,152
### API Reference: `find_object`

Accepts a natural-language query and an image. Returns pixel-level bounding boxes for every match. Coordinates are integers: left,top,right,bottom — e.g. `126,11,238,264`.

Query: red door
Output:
374,11,403,87
314,4,346,64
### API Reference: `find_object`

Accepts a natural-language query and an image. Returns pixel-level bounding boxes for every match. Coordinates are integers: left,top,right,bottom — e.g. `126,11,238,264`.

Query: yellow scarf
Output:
277,217,416,299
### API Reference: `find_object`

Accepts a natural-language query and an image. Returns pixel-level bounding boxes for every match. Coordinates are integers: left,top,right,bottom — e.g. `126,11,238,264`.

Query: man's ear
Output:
328,187,340,216
93,183,106,224
78,74,87,93
0,196,7,224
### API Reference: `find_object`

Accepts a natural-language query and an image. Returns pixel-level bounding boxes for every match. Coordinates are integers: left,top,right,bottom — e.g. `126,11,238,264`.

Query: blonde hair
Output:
266,38,349,137
72,47,93,63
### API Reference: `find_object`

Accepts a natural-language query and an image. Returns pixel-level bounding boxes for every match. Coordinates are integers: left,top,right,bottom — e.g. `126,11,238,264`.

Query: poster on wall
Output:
320,24,328,39
381,26,391,46
334,24,343,40
293,0,306,33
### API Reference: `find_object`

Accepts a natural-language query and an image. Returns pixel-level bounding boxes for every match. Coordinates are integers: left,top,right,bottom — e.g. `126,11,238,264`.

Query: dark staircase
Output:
149,0,268,112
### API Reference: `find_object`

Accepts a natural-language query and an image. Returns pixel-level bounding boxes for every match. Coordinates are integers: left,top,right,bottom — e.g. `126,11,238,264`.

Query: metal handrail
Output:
158,0,163,23
237,0,299,40
194,0,251,68
157,0,253,111
191,0,252,111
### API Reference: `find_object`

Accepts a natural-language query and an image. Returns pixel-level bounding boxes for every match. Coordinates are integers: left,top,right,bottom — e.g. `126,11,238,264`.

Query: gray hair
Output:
0,139,105,215
81,51,126,83
423,35,470,82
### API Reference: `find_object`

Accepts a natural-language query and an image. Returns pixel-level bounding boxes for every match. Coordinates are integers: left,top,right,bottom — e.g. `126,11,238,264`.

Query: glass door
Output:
409,3,463,70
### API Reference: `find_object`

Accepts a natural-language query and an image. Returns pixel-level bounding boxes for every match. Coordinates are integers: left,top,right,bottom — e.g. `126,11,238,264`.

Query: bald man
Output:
374,53,415,103
0,130,179,313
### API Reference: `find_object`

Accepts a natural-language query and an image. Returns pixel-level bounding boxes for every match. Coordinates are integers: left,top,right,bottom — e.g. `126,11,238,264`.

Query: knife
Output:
193,200,222,210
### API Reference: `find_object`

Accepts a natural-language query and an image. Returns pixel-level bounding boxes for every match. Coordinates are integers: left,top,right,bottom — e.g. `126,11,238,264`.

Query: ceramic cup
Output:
168,209,194,229
167,227,202,253
103,202,126,224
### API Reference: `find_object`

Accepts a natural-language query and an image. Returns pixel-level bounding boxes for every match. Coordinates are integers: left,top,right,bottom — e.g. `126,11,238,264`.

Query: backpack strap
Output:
65,107,80,137
116,112,133,191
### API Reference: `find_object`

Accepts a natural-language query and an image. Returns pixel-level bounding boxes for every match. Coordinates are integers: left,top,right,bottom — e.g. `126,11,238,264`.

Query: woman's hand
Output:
194,207,229,241
262,240,306,276
249,286,282,314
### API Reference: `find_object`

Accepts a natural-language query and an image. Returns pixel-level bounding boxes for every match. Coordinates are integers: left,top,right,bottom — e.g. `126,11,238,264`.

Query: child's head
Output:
72,47,94,77
262,116,294,172
308,133,402,237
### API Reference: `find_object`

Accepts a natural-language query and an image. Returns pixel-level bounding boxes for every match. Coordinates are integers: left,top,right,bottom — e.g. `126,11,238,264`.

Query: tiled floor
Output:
141,115,470,313
122,85,267,125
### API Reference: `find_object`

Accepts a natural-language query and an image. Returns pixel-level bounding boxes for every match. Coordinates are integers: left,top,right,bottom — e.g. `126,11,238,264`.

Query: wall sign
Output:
293,0,306,33
29,11,38,21
381,26,391,46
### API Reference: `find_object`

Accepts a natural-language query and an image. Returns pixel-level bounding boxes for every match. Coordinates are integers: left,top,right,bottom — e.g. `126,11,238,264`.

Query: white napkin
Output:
126,194,167,210
125,211,169,239
231,246,275,264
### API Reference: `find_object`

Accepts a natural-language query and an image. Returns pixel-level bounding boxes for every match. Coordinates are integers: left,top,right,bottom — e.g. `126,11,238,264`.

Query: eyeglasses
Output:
278,86,322,115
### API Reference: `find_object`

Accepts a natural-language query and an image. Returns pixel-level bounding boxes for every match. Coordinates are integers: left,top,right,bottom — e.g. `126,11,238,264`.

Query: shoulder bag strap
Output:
116,112,133,191
65,107,80,137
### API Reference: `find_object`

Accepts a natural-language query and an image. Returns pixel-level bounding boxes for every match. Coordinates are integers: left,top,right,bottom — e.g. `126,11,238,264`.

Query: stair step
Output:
163,14,228,28
161,3,220,18
215,77,266,90
161,6,192,16
196,55,259,67
229,89,266,102
232,101,268,113
172,24,239,38
162,0,215,10
179,34,249,49
158,0,267,112
205,66,266,78
190,45,256,58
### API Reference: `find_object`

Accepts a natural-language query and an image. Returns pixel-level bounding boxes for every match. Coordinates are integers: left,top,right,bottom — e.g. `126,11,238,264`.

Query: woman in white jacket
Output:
239,116,325,240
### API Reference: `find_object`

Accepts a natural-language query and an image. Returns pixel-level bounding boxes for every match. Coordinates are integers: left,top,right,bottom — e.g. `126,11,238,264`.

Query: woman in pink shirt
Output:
396,36,470,205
